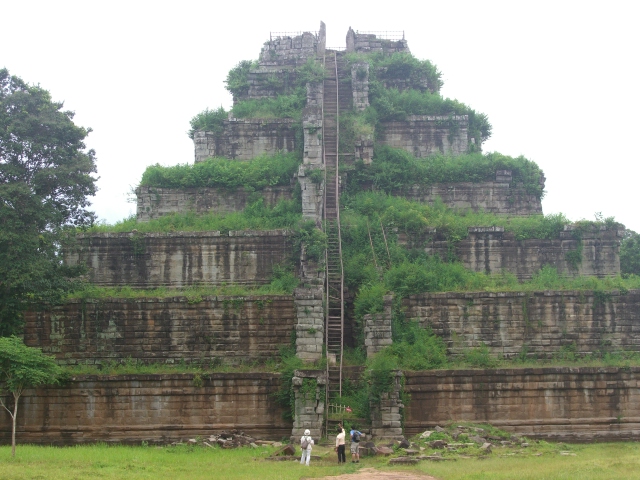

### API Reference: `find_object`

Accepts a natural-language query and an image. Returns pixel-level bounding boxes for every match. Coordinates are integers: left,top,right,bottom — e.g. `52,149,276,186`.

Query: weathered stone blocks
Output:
136,186,293,221
0,373,289,445
378,115,470,156
404,367,640,441
291,370,326,442
64,230,293,288
403,289,640,358
401,226,622,280
295,287,324,361
194,119,297,162
24,296,295,364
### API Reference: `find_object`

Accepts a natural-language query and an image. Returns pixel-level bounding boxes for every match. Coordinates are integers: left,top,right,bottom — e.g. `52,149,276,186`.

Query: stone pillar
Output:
299,82,324,223
317,21,326,57
364,295,393,357
193,130,212,163
346,27,356,53
370,370,404,439
291,370,326,442
351,62,369,112
295,287,324,362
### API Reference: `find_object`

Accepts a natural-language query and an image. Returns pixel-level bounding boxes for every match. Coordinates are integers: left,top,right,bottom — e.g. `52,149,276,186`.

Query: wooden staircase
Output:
323,51,345,415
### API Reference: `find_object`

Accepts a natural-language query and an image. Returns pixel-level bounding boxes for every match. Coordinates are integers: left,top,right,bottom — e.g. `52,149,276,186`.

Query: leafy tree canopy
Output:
621,230,640,276
0,68,97,335
0,335,61,456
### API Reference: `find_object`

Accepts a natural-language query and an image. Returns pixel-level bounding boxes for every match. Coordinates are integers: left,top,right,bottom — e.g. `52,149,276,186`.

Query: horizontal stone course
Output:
378,115,469,157
390,180,543,216
136,186,293,221
404,367,640,441
194,119,297,162
24,296,295,364
403,289,640,358
401,227,621,280
64,230,293,287
0,373,289,445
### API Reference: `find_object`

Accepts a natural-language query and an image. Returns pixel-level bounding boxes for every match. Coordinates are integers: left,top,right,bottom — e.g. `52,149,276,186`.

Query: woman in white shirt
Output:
335,423,346,463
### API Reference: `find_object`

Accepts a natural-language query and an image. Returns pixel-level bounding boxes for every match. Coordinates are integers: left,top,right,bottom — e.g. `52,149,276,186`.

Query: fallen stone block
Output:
375,446,394,456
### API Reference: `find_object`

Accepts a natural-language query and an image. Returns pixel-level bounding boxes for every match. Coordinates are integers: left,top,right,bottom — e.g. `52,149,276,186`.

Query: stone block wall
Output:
370,371,404,439
364,295,393,357
403,289,640,358
346,28,410,55
64,230,294,287
295,287,324,362
404,367,640,441
391,173,544,216
378,115,470,157
299,82,324,222
402,226,622,280
23,295,295,365
351,62,370,112
0,373,289,445
193,119,297,162
259,32,319,64
136,186,293,221
291,370,326,442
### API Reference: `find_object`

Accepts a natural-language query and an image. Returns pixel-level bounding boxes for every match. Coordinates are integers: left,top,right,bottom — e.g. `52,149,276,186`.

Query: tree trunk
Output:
11,392,19,457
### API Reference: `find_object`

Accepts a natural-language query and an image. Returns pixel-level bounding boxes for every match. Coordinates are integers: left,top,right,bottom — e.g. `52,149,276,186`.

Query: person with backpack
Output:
350,426,363,463
300,429,314,466
335,423,346,463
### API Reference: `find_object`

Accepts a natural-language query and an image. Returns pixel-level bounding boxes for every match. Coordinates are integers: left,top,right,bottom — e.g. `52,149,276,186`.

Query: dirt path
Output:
309,467,439,480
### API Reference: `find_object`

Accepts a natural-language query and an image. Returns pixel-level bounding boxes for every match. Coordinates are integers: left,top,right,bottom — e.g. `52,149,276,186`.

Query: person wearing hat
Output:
300,429,314,466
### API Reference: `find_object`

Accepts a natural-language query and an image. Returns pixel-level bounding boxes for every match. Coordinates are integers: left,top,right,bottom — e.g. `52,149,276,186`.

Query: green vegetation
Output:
347,146,546,198
621,229,640,276
67,268,299,301
190,58,324,145
230,94,305,120
139,152,300,190
373,52,443,93
224,59,257,98
187,106,226,139
2,440,640,479
346,51,491,145
342,191,629,314
0,337,62,456
87,198,302,234
0,69,98,336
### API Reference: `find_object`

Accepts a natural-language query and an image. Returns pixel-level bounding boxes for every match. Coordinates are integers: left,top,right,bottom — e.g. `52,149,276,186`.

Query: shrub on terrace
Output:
346,146,545,198
138,152,300,190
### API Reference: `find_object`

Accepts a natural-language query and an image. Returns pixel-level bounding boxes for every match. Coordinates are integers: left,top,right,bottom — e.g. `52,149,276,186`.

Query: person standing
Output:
335,423,346,463
350,426,363,463
300,429,314,466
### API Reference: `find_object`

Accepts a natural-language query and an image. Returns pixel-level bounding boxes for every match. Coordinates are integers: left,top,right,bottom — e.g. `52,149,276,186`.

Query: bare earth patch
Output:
309,467,438,480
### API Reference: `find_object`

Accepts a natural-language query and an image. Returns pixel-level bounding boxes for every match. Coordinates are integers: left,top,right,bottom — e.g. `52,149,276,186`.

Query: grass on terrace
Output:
0,441,640,479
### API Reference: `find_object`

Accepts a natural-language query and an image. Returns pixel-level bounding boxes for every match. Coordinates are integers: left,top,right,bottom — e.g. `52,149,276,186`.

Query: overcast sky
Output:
3,1,639,231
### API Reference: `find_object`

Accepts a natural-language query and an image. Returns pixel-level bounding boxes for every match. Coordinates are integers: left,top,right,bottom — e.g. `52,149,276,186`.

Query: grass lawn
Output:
1,442,640,479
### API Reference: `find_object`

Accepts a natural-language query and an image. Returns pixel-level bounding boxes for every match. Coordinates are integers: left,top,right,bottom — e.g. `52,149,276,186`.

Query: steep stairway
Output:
323,51,345,410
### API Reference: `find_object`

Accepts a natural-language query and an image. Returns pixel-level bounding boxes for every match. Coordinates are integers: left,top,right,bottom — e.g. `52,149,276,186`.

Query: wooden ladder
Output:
322,51,345,425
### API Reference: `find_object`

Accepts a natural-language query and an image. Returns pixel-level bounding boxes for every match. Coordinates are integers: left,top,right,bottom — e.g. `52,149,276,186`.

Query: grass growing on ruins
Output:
346,146,546,198
344,51,491,144
138,152,300,190
1,441,640,479
86,198,302,234
340,191,634,325
66,267,299,300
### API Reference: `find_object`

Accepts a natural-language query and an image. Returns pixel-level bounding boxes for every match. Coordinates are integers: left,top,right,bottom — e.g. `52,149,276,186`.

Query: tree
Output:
0,336,61,456
621,229,640,276
0,68,97,335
